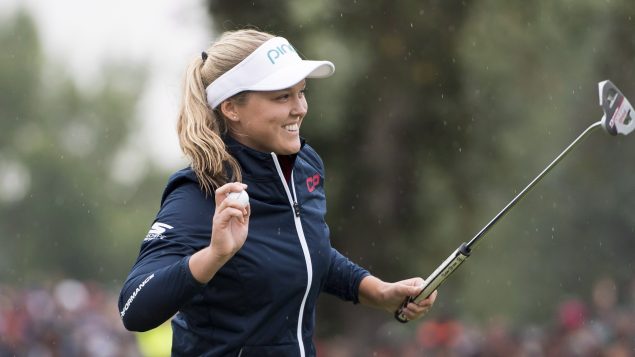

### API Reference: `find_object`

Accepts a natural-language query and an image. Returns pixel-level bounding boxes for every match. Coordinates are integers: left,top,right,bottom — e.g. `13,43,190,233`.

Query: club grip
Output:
394,243,471,323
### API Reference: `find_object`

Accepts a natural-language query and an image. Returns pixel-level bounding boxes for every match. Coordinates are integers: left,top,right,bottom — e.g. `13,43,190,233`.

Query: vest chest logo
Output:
306,173,320,192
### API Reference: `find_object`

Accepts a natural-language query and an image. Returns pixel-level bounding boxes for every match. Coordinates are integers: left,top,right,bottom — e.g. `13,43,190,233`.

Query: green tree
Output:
457,0,635,323
0,10,165,285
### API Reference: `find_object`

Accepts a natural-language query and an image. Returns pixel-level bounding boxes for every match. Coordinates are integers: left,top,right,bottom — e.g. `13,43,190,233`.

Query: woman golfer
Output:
118,29,437,356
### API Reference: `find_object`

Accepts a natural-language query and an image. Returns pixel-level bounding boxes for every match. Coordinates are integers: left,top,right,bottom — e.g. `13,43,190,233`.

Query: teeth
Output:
283,123,299,131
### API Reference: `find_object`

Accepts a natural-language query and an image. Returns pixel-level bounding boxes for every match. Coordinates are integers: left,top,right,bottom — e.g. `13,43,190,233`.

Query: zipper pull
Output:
293,201,301,217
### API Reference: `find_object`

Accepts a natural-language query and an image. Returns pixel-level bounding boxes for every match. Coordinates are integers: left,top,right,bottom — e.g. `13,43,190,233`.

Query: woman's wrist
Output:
188,246,231,284
358,275,387,308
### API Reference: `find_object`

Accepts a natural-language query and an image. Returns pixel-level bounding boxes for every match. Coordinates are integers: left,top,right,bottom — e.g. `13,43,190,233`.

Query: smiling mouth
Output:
283,123,299,132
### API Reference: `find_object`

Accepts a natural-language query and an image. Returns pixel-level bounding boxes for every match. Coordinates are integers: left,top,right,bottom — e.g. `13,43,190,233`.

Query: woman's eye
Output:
276,94,290,100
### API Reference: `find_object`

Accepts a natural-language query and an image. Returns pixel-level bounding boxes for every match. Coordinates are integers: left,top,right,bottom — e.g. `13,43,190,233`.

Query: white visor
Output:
205,37,335,109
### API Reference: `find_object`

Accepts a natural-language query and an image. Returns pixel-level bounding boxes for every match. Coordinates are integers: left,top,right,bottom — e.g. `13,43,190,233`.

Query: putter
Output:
395,80,634,323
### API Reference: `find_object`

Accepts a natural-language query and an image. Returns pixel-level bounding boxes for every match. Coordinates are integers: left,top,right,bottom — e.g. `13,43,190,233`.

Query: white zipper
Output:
271,152,313,357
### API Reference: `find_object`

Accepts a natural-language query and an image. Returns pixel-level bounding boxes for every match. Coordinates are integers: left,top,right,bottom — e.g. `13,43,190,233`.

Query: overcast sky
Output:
0,0,212,170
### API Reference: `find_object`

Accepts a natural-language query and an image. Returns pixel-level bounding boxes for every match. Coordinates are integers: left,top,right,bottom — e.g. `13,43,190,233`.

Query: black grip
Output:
394,297,414,323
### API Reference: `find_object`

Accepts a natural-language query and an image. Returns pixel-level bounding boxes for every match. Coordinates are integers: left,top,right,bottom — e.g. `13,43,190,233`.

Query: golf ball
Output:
226,190,249,207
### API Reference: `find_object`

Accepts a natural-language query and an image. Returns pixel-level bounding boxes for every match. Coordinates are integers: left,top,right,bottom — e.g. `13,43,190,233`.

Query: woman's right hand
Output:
189,182,250,283
210,182,251,260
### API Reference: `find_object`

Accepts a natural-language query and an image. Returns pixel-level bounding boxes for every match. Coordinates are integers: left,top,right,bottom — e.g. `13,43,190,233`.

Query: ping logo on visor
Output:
205,37,335,109
267,43,296,64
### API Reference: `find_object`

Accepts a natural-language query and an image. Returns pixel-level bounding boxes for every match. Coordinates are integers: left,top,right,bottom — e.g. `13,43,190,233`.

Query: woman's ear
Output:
220,100,239,122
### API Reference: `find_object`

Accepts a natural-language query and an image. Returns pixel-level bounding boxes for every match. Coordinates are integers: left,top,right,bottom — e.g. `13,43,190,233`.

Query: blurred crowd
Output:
319,277,635,357
1,277,635,356
0,280,140,357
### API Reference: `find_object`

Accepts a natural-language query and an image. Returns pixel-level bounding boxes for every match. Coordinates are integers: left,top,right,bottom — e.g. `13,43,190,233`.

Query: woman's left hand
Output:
390,277,437,321
359,276,438,322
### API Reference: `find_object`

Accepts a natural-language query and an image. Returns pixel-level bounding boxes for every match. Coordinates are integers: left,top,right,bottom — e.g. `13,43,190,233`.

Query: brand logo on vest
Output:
144,222,174,241
267,44,296,64
306,173,320,192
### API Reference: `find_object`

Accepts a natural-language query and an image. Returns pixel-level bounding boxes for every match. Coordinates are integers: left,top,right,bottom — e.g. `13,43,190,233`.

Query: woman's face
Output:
227,80,308,155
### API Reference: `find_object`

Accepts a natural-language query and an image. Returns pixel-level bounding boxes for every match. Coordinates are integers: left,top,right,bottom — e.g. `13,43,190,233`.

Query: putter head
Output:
598,80,635,136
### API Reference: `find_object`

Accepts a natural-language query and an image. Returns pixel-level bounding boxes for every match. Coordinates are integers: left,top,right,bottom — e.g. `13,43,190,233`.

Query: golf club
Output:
395,80,635,323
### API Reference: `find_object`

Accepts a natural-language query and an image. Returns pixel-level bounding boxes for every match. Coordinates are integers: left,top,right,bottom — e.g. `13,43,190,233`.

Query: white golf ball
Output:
226,190,249,207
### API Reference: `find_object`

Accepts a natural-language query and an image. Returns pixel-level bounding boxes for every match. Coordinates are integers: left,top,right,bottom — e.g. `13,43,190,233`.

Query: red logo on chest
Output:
306,174,320,192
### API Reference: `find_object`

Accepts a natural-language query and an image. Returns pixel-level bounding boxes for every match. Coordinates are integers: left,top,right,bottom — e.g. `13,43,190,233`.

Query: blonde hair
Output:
177,29,275,195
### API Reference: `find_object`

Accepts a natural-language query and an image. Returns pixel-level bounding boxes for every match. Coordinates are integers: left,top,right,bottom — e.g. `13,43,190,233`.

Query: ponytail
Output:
176,29,274,195
176,57,241,195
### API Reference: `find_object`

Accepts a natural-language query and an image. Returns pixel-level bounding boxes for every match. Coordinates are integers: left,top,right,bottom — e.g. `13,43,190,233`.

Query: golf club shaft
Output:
395,120,602,323
465,120,602,250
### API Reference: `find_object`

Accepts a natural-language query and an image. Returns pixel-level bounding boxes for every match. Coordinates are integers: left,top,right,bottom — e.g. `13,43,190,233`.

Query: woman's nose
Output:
290,96,307,117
